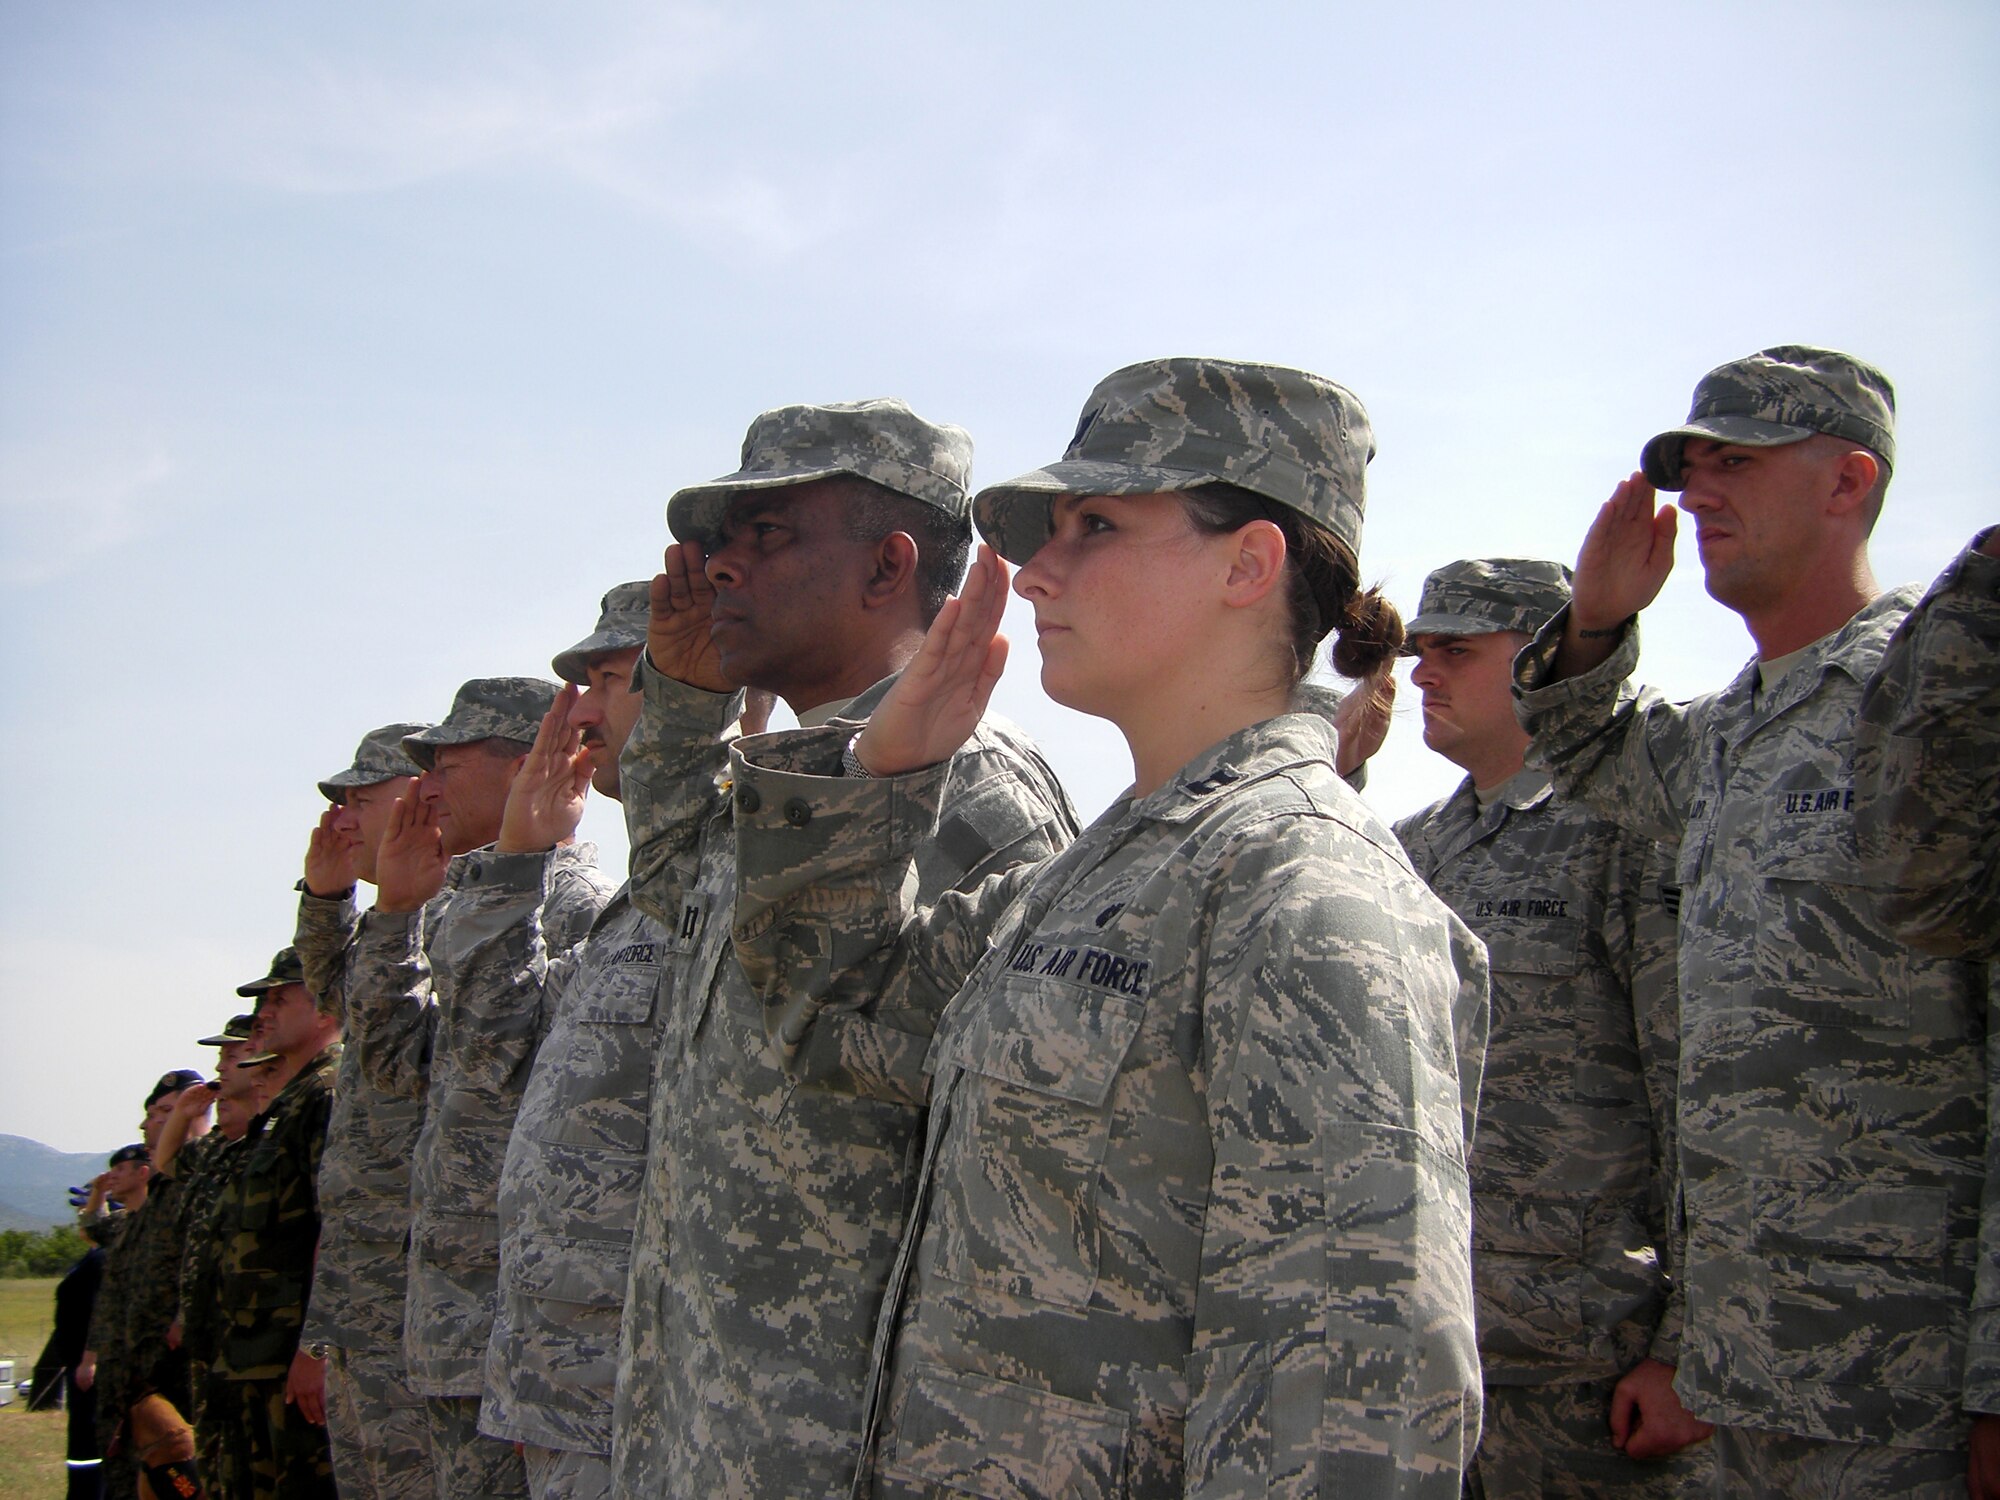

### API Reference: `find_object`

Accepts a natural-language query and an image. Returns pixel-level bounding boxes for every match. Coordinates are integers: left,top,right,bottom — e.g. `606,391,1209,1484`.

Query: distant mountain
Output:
0,1134,117,1230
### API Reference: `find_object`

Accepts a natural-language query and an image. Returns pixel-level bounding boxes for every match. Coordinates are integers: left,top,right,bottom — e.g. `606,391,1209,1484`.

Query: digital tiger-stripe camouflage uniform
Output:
294,721,440,1500
345,677,615,1500
726,360,1489,1497
1393,558,1706,1498
610,399,1080,1498
467,584,662,1500
1513,348,1997,1495
208,948,340,1500
1853,525,2000,961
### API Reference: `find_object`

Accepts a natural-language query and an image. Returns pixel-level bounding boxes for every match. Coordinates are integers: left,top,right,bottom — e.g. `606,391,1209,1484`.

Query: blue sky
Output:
2,2,1993,1151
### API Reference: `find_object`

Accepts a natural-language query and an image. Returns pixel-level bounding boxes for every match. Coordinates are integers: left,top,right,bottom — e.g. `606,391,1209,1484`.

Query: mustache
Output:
580,728,608,750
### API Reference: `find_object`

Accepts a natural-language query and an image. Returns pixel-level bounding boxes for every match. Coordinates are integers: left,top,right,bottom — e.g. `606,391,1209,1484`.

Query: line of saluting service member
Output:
66,348,1998,1500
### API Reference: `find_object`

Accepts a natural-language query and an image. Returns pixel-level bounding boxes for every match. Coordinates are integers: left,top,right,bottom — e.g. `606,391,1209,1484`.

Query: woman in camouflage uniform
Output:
726,358,1489,1498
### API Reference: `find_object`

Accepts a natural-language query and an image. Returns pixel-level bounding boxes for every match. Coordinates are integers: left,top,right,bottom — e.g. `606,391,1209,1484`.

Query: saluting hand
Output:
854,545,1011,776
303,807,363,899
648,543,735,693
496,685,592,854
1572,474,1677,631
1556,474,1677,678
373,791,450,914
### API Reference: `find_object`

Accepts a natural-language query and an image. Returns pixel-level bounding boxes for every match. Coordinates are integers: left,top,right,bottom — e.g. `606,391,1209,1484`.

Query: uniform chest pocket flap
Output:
1481,917,1585,979
1754,798,1910,1021
569,956,661,1027
937,970,1144,1106
928,972,1145,1310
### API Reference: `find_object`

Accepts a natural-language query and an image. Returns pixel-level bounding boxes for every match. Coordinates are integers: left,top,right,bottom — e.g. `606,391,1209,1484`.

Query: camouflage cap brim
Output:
667,398,974,544
403,679,559,769
668,465,852,545
236,947,305,998
317,721,430,801
551,627,647,686
1640,416,1818,490
401,722,480,771
973,458,1221,565
667,459,970,546
196,1013,256,1047
1400,613,1522,648
316,767,414,802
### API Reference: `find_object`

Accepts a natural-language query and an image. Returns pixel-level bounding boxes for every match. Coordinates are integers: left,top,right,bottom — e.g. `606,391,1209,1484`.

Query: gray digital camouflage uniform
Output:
466,868,663,1468
346,842,613,1500
1396,777,1700,1497
295,884,439,1500
609,662,1078,1498
1513,592,1998,1454
728,708,1488,1498
1853,526,2000,961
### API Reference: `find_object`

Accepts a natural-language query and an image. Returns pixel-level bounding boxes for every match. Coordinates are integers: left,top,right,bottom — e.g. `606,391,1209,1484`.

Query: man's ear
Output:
1221,518,1288,610
862,531,921,609
1824,445,1882,521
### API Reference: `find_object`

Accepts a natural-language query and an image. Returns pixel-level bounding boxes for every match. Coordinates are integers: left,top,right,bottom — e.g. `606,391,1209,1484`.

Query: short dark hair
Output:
829,477,971,624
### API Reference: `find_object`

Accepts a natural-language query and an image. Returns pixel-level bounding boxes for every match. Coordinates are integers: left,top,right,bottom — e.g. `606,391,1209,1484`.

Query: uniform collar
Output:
1132,712,1336,825
1719,585,1922,729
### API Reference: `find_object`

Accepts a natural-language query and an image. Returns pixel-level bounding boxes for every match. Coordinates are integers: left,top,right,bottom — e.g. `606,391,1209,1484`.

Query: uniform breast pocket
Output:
1482,918,1585,980
1754,805,1911,1029
708,970,798,1126
535,961,663,1153
928,974,1143,1310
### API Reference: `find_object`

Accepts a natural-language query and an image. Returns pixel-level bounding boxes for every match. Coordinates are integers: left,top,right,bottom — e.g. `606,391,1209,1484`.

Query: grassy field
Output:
0,1277,66,1500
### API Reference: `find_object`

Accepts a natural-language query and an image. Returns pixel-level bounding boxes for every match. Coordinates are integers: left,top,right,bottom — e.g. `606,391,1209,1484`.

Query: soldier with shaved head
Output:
1396,557,1708,1496
1515,348,1997,1497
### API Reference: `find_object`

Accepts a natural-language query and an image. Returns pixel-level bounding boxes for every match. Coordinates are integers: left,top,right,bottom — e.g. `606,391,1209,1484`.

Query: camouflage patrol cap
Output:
1640,345,1896,490
236,947,306,999
973,358,1372,565
402,677,560,770
551,581,650,685
195,1014,255,1047
666,398,975,545
317,722,430,802
1403,558,1573,648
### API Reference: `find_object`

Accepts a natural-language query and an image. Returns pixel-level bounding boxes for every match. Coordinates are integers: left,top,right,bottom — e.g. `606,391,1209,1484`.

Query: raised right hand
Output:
648,543,735,693
854,545,1011,776
1571,473,1677,632
373,790,450,914
303,807,362,898
496,685,592,853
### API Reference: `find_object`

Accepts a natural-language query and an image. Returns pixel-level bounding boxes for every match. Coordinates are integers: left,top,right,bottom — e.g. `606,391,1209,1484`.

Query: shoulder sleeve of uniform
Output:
1855,537,2000,960
732,728,1041,1106
1513,606,1702,844
294,887,361,1022
924,720,1080,896
622,655,740,927
344,906,438,1097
